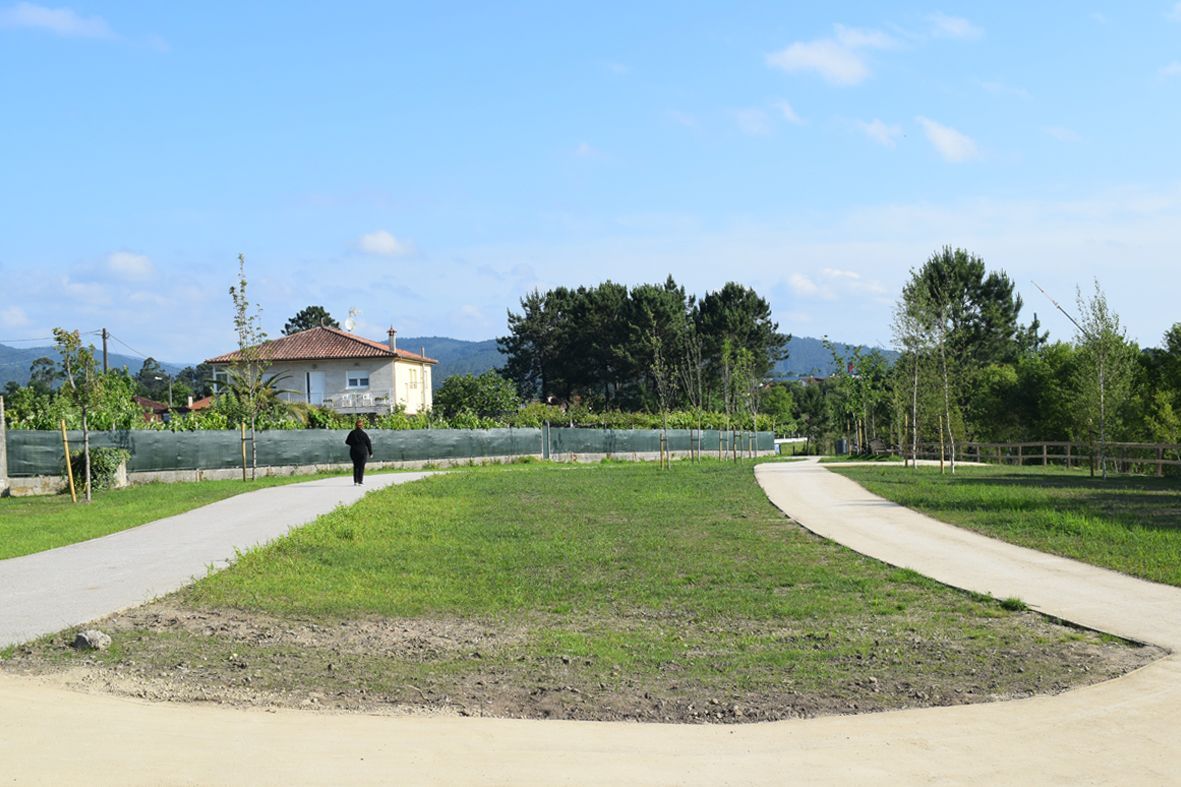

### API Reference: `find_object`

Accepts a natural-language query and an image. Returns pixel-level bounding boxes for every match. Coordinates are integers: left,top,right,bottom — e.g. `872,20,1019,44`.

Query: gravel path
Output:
2,459,1179,785
0,472,437,648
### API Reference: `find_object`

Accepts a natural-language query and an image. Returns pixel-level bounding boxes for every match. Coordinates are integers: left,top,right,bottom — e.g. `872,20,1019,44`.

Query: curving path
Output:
1,459,1180,784
0,472,438,648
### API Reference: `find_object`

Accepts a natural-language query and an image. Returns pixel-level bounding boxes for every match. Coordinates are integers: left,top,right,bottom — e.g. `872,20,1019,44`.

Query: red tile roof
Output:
204,326,438,364
188,396,213,410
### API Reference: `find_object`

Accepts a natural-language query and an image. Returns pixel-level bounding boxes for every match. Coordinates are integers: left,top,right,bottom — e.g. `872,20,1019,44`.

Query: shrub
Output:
63,446,131,492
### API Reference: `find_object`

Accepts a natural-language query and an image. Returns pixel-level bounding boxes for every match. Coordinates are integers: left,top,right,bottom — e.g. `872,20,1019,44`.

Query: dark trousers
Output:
351,453,367,484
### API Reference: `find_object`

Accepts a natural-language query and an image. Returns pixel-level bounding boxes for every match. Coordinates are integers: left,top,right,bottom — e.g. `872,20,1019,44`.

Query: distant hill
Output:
774,336,898,379
2,335,896,392
402,335,896,388
400,336,504,389
0,344,187,388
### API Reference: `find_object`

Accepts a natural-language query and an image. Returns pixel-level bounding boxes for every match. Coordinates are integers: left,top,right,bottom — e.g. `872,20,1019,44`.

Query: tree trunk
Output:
250,414,258,481
938,326,956,474
82,408,92,503
911,353,920,470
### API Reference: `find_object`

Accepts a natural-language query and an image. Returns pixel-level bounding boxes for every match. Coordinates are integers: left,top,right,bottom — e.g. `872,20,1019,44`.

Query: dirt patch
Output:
0,601,1162,724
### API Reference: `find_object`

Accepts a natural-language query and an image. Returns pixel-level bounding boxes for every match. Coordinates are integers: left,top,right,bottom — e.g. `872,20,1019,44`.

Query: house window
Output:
409,368,418,389
346,371,370,389
212,368,228,392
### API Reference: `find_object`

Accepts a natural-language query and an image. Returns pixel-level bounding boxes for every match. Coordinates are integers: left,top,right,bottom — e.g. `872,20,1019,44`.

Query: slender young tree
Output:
228,253,271,479
53,328,102,502
1074,280,1136,479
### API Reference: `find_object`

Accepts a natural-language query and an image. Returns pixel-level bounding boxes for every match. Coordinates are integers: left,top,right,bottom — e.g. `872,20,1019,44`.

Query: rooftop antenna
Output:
1030,280,1088,337
344,307,359,333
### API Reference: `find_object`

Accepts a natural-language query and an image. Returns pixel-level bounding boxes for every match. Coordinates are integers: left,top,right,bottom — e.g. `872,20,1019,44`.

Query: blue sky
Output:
1,2,1179,365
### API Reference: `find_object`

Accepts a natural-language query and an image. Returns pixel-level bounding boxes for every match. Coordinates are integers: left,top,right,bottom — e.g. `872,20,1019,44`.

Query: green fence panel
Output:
5,427,773,477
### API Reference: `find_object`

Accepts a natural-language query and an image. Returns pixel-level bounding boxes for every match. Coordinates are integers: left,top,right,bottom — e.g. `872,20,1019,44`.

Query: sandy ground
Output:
2,459,1180,784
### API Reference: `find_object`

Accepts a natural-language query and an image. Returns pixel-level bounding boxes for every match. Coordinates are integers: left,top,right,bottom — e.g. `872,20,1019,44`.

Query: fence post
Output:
1066,443,1072,469
1158,445,1165,478
1043,443,1047,466
0,396,7,496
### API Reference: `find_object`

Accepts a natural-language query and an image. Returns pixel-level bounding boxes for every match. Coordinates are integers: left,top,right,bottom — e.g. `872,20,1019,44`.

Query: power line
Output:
0,336,57,344
106,332,154,362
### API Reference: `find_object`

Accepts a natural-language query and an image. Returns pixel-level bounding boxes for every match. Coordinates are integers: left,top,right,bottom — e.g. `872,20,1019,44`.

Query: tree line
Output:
497,277,788,420
797,246,1180,475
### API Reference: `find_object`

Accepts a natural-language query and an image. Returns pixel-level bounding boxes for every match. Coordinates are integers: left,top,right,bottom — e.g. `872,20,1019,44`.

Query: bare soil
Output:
1,600,1161,724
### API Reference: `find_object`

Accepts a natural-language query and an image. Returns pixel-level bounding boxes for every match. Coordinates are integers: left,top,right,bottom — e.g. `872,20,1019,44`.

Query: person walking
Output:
345,419,373,485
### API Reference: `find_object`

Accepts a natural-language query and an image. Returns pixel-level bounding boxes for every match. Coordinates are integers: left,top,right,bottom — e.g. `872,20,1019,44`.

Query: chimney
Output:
187,395,194,408
387,326,397,353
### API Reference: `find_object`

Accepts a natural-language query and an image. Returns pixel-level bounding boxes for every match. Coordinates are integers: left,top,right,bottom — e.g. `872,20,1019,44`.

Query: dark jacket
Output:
345,428,373,461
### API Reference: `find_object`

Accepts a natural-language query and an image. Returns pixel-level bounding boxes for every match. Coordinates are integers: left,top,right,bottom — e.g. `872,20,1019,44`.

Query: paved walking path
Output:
0,472,436,648
2,459,1179,784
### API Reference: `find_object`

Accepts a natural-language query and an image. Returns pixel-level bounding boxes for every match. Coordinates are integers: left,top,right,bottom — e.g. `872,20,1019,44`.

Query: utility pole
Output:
101,328,109,373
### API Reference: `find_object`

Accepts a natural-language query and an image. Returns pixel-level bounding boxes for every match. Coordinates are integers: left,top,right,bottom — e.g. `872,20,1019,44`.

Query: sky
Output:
1,2,1179,366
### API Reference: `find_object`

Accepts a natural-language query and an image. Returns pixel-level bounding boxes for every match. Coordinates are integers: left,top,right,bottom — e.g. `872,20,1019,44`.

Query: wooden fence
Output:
893,440,1181,478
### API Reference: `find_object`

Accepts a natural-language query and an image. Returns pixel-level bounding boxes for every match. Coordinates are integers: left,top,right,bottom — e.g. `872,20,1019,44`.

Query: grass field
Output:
0,471,351,559
4,460,1154,722
831,464,1181,586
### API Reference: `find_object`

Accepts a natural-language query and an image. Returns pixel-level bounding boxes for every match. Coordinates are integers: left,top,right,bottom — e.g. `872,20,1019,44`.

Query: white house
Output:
206,326,438,415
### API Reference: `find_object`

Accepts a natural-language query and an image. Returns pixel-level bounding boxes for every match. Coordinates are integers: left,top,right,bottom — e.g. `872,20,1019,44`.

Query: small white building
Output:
206,326,438,415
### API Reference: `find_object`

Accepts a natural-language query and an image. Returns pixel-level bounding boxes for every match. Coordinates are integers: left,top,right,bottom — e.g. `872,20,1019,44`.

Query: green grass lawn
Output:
0,471,352,559
11,459,1132,722
831,464,1181,586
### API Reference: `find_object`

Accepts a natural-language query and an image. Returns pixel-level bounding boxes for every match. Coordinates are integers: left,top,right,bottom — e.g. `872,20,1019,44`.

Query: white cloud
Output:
833,24,896,49
776,101,804,125
928,12,983,39
357,229,409,256
1161,61,1181,78
1044,126,1082,143
916,116,979,162
858,118,902,147
0,2,113,38
736,108,772,136
767,39,869,86
821,267,860,280
459,304,482,318
766,25,894,86
574,141,603,158
1169,2,1181,21
107,251,153,279
1,305,29,327
668,111,698,128
61,276,109,306
789,273,821,296
603,61,629,76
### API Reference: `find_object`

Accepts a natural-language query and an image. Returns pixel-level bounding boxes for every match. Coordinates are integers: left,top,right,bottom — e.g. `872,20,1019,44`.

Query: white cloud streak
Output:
107,251,154,279
766,24,895,86
1161,61,1181,78
928,12,983,39
1,305,29,327
1044,126,1082,143
0,2,113,38
736,108,772,136
858,118,902,147
776,101,804,125
916,116,979,162
357,229,409,256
